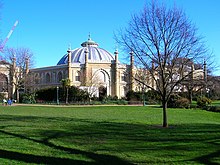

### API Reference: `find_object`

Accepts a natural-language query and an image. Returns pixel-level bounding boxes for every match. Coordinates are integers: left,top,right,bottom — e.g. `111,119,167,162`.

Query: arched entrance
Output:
93,69,110,97
99,86,107,101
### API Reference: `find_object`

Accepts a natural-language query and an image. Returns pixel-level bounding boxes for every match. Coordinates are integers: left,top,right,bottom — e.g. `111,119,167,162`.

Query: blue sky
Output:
1,0,220,75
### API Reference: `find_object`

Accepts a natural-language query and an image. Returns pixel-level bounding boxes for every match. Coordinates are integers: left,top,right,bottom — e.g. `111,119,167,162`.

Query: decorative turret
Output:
114,49,119,97
84,47,89,85
67,48,72,83
114,49,118,64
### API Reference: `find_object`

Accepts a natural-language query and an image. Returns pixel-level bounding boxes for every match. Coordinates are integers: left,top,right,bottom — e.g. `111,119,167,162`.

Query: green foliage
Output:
167,94,180,108
126,90,142,101
197,96,212,108
175,98,190,108
20,93,36,104
206,106,220,113
35,87,57,102
68,86,89,102
145,90,160,103
0,93,5,101
168,95,190,108
126,90,160,104
35,86,90,103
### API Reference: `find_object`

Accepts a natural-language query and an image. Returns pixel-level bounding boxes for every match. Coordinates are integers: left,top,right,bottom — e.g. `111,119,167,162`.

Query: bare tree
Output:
81,70,107,99
2,47,34,102
116,1,210,127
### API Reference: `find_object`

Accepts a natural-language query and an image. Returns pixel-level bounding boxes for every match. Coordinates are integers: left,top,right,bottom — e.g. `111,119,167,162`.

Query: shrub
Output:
126,91,142,101
0,93,5,101
207,106,220,112
175,98,190,108
197,96,212,108
168,94,190,108
167,94,180,108
20,93,36,104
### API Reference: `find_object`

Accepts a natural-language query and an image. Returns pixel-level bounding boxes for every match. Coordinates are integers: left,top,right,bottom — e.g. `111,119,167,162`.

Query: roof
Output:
57,38,115,65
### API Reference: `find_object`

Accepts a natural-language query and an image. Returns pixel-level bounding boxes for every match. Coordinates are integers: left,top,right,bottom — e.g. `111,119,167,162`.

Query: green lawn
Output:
0,105,219,164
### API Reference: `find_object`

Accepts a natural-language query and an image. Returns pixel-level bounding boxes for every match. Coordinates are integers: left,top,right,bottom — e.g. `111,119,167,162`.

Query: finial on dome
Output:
114,48,118,55
114,44,118,52
88,32,91,41
81,34,99,47
68,43,71,50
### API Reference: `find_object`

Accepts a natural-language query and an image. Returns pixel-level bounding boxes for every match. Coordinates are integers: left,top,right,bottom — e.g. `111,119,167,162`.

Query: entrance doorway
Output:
99,86,107,101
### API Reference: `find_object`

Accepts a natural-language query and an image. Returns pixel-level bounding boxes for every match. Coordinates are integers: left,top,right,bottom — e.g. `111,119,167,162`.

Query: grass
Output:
0,105,219,164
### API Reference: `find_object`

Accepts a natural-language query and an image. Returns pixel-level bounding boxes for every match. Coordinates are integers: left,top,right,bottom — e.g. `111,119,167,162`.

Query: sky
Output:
0,0,220,75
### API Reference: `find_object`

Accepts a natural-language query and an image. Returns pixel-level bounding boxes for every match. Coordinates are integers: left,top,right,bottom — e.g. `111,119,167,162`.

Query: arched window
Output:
35,74,40,84
121,72,126,82
120,86,127,97
46,73,51,83
57,71,63,82
75,71,81,81
0,73,8,92
96,71,105,82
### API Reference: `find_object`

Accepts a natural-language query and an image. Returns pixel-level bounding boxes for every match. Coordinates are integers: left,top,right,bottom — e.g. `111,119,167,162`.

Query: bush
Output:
126,91,142,101
126,90,160,105
167,94,190,108
175,98,190,108
20,93,36,104
167,94,180,108
0,93,5,101
197,96,212,108
206,106,220,112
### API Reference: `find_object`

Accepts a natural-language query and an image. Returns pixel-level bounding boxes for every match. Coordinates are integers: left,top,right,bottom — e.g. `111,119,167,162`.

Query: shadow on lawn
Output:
0,128,132,164
0,115,220,164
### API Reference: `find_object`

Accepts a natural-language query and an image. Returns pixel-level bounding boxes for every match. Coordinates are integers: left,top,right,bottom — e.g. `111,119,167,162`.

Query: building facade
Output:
0,37,207,100
30,37,136,98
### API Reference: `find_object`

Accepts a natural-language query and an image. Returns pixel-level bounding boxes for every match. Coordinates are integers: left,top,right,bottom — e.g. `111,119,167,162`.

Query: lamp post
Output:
56,86,59,105
142,85,146,106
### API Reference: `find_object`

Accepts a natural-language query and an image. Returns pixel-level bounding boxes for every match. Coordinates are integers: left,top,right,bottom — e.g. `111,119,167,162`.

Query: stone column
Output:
84,47,89,86
114,49,119,97
67,49,72,83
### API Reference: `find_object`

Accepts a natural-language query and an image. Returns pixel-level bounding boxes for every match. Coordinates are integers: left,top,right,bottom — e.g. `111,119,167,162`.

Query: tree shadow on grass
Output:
0,127,132,165
0,115,133,165
0,149,84,165
0,115,220,164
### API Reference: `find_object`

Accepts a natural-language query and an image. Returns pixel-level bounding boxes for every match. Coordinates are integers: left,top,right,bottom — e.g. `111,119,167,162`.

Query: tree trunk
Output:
65,87,69,104
16,89,19,103
162,101,168,127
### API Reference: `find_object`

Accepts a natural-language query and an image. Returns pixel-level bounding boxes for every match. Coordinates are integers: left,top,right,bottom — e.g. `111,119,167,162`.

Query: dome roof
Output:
57,38,115,65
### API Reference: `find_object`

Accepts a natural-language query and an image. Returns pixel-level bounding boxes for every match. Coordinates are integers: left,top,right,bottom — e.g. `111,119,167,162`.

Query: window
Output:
0,73,8,92
75,71,80,81
46,73,51,83
35,74,40,84
121,72,126,82
57,72,62,82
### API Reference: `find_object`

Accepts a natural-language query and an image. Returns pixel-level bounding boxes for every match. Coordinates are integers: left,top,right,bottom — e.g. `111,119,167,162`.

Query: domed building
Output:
0,36,207,101
30,37,136,98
